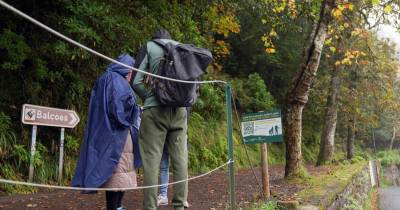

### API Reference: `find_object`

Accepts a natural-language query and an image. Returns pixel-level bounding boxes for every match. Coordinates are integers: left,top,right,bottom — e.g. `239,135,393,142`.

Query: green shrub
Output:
376,150,400,167
249,200,278,210
193,83,225,120
0,163,35,194
65,134,80,155
11,144,29,170
0,112,16,160
232,73,275,113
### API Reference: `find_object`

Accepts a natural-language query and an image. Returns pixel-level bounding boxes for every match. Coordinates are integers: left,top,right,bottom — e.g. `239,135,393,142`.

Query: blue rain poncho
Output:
72,54,141,188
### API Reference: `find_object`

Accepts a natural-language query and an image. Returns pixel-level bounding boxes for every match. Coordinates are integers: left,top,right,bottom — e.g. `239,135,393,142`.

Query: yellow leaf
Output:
347,3,354,11
351,30,360,36
329,46,336,53
371,0,380,5
266,48,276,54
325,38,332,45
269,29,278,37
332,9,342,18
335,61,341,66
384,5,392,14
261,19,267,24
261,35,268,42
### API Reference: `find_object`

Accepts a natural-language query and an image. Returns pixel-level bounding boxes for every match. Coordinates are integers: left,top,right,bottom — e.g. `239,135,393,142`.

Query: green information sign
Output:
241,110,283,144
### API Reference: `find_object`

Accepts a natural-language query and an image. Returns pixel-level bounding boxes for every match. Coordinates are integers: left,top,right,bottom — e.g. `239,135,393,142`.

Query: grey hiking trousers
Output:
139,107,188,210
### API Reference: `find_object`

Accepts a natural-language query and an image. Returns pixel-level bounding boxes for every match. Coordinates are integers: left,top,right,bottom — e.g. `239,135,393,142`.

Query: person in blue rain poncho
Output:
72,53,141,210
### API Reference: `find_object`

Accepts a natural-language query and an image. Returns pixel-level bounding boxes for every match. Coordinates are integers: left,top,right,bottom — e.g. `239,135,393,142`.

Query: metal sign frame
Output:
241,109,283,144
22,104,80,128
22,104,80,182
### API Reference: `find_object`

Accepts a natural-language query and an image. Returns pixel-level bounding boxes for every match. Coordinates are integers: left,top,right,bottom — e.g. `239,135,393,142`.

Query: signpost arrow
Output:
22,104,80,128
21,104,80,182
68,113,79,126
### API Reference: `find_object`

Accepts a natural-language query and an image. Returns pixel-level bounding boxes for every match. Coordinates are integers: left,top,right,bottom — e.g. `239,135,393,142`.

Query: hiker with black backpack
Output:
132,28,212,210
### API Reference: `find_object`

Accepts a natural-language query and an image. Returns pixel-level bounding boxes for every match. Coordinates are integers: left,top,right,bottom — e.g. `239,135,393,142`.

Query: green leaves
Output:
0,29,31,71
232,73,275,113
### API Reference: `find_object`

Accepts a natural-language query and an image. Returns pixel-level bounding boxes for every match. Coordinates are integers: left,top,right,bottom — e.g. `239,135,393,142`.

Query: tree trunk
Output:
284,103,304,177
317,66,341,165
284,0,335,177
347,66,357,160
347,115,356,159
372,129,376,154
390,126,396,150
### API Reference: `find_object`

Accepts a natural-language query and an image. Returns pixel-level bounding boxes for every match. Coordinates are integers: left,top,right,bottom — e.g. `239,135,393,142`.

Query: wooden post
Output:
261,143,270,198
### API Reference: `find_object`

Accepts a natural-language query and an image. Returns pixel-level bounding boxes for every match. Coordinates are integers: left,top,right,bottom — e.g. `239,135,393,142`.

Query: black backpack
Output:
150,39,213,107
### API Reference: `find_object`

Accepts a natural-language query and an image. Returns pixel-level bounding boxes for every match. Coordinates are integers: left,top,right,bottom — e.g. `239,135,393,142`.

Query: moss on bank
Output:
297,161,367,208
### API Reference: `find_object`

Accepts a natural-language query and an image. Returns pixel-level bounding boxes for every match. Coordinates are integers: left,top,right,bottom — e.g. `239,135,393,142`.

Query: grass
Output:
188,112,287,173
248,200,278,210
362,188,379,210
296,161,367,207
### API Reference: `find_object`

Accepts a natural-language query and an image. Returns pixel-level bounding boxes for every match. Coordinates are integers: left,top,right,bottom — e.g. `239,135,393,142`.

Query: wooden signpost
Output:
21,104,80,182
241,110,283,198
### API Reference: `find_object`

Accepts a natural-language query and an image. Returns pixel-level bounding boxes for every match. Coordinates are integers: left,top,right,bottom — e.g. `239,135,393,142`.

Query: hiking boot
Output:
157,194,168,206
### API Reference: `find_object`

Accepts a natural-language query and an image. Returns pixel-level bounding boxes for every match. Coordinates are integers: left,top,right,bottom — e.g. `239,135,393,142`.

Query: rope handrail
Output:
0,0,226,85
0,0,237,196
0,160,233,191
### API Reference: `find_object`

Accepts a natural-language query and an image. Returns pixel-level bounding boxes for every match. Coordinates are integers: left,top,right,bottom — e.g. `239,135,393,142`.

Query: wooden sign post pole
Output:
261,143,270,198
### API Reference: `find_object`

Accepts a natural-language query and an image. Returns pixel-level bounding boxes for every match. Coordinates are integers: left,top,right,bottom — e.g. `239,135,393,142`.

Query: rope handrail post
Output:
225,83,236,210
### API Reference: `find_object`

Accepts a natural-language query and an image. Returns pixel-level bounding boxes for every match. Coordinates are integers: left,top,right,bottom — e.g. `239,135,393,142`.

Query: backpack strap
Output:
152,39,166,49
144,39,168,86
134,44,147,69
153,39,176,53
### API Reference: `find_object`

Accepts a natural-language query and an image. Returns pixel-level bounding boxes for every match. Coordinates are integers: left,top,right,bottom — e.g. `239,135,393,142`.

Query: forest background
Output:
0,0,399,194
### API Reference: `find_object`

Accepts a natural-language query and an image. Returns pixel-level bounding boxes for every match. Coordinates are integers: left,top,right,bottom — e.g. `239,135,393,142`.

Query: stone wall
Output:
299,161,379,210
325,162,376,209
383,164,400,186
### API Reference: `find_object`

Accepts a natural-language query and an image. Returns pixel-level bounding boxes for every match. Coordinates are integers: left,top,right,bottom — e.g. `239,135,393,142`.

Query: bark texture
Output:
347,115,356,159
284,0,335,177
347,66,357,159
317,66,341,165
390,126,396,150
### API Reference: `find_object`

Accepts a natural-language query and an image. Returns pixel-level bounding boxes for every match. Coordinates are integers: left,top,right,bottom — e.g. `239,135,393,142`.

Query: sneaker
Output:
157,194,168,206
117,207,126,210
184,201,190,208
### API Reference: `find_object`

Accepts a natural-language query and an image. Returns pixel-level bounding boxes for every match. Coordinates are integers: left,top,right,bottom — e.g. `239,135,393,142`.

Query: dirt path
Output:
0,165,328,210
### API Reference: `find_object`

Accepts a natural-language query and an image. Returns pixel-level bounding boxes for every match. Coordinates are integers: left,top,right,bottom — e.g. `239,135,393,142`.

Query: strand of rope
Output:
230,91,266,199
0,0,226,85
0,160,233,191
